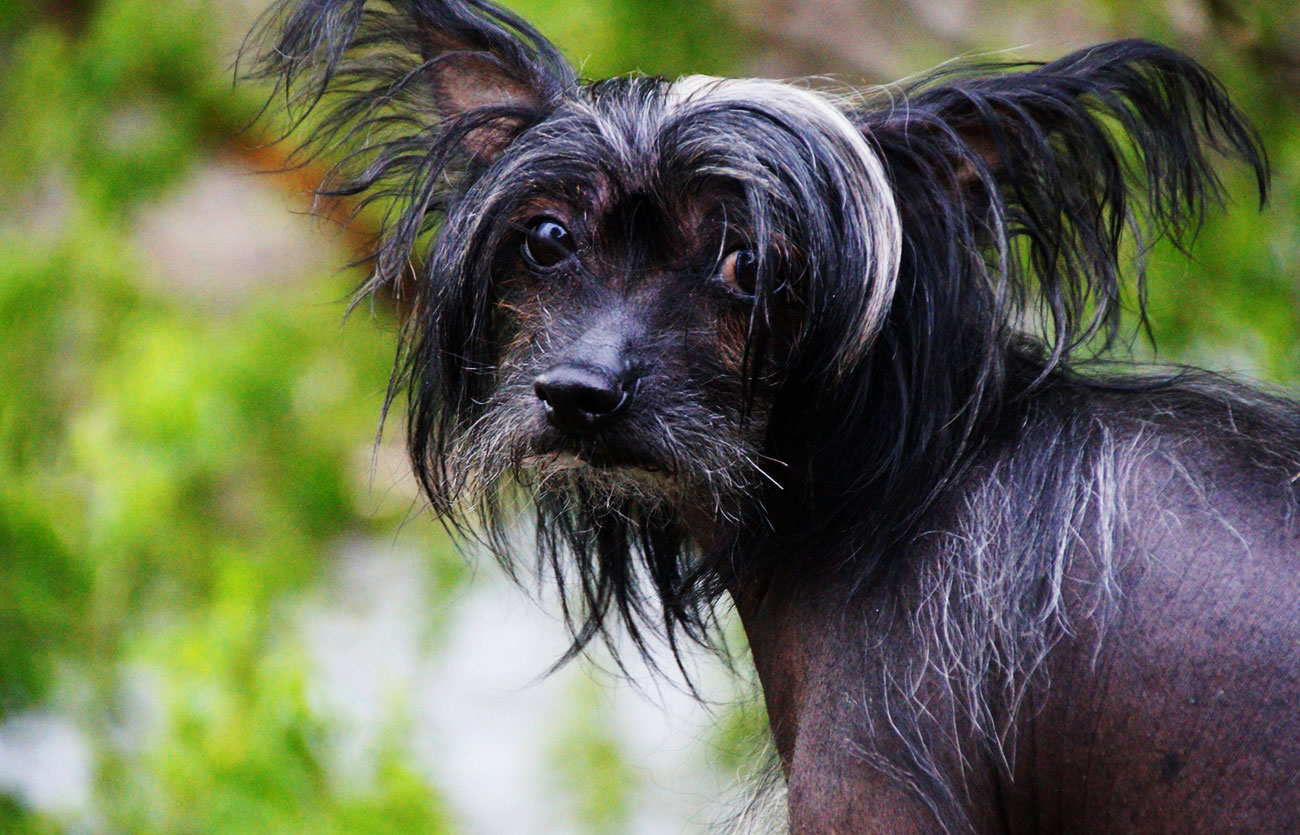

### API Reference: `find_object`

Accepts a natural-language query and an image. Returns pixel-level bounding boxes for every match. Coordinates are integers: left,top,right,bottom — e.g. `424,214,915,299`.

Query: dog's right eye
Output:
522,219,575,269
717,248,760,298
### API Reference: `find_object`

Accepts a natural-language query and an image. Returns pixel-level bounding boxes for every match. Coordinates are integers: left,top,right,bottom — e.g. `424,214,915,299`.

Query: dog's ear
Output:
411,0,576,157
246,0,576,288
250,0,575,159
855,40,1267,369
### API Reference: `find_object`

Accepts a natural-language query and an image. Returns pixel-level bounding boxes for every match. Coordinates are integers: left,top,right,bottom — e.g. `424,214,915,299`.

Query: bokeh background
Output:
0,0,1296,832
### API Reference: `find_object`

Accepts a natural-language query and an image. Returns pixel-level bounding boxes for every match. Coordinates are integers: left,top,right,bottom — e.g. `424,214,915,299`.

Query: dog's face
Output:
412,75,900,538
254,0,1266,656
250,1,898,646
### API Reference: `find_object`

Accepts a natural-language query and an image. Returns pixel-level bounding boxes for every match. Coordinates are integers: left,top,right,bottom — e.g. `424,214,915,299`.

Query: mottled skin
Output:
735,410,1300,833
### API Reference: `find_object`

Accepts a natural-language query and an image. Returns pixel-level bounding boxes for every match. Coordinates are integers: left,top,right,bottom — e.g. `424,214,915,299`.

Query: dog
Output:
248,1,1300,831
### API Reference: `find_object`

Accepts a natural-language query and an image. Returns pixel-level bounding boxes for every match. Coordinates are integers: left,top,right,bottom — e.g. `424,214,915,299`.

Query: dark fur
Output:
248,3,1300,831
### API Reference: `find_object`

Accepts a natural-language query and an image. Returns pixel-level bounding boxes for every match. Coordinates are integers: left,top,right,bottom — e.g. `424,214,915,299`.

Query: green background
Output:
0,0,1295,831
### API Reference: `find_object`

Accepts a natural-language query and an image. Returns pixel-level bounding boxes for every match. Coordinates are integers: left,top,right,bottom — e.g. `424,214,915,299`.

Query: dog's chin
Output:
473,417,761,514
523,448,667,483
519,433,679,500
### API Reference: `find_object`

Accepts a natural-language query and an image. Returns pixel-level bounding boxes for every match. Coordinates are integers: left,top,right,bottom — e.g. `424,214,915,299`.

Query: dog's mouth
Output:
454,395,764,505
515,437,680,504
521,434,671,476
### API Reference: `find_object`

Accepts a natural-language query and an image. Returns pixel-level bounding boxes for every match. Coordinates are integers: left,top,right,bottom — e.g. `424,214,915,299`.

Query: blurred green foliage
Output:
0,0,455,828
0,0,1295,832
0,0,747,830
550,680,638,832
1091,0,1300,379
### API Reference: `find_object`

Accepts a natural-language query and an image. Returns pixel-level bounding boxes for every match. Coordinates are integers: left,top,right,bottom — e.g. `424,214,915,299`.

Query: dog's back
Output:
762,375,1300,832
1017,378,1300,831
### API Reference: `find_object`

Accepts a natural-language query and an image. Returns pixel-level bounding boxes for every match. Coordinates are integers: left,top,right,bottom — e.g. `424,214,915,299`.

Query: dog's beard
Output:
441,373,771,530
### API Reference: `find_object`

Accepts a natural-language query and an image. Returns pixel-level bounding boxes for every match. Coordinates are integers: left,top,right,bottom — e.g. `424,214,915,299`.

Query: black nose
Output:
534,364,634,435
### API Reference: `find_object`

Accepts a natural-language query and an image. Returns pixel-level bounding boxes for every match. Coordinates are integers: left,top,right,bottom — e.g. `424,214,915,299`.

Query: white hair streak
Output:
670,74,903,352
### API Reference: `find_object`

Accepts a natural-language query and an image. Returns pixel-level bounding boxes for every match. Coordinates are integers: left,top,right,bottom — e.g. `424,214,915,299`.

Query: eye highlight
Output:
717,248,760,298
521,218,575,269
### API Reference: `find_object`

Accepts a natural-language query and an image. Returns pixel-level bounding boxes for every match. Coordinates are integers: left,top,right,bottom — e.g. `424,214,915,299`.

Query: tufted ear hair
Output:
252,0,575,155
246,0,576,288
855,39,1268,373
409,0,576,154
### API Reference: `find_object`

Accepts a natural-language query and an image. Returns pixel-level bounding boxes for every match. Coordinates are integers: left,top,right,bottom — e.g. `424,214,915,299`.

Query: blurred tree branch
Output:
720,0,975,79
42,0,92,34
1203,0,1300,99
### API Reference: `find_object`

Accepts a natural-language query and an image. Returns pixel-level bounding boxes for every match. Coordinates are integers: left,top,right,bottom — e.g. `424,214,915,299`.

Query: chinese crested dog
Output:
249,1,1300,830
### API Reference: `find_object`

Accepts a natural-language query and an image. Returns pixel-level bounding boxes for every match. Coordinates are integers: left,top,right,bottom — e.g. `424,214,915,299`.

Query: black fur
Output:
248,3,1300,829
794,42,1271,565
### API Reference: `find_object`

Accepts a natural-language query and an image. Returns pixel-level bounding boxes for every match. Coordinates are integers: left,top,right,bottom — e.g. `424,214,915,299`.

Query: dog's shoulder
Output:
922,373,1300,828
992,369,1300,499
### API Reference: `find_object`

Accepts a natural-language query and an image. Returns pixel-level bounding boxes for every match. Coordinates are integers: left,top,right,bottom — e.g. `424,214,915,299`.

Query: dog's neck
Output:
728,557,804,768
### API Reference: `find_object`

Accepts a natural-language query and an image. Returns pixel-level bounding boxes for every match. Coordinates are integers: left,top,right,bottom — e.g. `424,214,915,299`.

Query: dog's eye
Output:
718,249,759,297
522,219,575,269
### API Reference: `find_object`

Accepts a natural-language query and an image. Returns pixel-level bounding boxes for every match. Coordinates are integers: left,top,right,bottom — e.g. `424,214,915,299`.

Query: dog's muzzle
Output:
534,362,636,436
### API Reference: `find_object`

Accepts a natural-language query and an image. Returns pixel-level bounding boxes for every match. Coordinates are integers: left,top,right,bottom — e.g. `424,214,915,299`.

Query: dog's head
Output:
250,0,1265,658
410,70,901,528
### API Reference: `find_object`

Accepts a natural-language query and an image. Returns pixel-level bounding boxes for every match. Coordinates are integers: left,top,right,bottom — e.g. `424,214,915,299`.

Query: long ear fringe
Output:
778,40,1272,561
242,0,575,298
861,39,1268,379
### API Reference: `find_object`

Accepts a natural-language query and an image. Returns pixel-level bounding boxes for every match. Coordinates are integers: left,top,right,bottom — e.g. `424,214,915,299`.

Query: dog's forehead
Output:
513,75,886,211
477,73,901,339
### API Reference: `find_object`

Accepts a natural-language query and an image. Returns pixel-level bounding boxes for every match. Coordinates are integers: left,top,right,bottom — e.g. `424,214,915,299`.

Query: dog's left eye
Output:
522,219,575,269
717,249,760,298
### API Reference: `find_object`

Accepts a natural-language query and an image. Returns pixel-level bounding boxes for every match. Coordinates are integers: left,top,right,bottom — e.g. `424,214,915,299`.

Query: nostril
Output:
534,364,636,434
572,382,624,415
